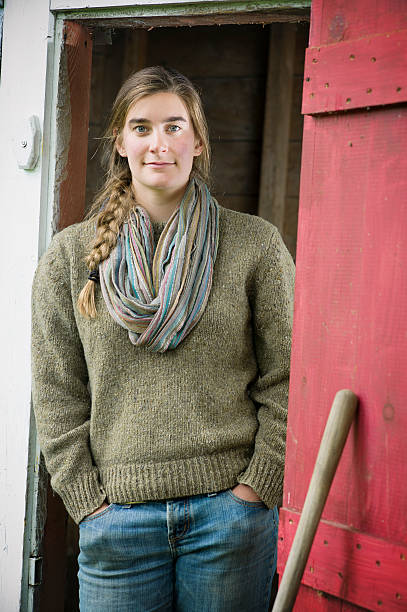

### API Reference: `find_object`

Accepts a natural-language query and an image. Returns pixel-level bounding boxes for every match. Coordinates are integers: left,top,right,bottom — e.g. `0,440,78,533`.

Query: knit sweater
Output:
31,206,295,524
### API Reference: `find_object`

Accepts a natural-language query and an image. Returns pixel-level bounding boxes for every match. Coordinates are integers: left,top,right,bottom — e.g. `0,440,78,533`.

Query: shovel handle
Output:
272,389,358,612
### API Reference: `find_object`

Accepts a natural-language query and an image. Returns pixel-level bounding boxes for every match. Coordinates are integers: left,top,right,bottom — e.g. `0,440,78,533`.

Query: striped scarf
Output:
99,178,219,353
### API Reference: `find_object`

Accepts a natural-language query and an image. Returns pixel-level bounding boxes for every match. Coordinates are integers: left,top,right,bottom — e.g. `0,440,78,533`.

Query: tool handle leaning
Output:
272,389,358,612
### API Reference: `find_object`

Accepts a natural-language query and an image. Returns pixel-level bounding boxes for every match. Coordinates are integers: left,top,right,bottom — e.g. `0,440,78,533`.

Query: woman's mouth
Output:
144,161,175,167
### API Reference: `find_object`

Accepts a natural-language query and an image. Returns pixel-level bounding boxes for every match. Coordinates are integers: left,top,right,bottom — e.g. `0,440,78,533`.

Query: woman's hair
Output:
78,65,211,318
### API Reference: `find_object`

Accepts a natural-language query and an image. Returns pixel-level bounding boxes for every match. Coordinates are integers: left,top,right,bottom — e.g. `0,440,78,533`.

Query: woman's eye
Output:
167,125,181,133
134,125,147,133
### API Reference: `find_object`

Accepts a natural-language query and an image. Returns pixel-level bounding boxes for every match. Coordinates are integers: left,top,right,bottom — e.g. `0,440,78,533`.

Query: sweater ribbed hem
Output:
57,468,107,524
98,450,250,508
237,453,283,509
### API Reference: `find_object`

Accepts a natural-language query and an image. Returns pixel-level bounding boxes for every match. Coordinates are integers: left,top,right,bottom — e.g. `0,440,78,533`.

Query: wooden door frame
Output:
25,2,310,610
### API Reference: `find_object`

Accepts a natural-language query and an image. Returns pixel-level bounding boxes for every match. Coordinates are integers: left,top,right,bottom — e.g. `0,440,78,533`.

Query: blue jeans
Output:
78,489,279,611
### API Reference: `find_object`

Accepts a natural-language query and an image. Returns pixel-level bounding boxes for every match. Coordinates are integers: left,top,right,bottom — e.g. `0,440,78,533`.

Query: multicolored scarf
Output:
99,178,219,353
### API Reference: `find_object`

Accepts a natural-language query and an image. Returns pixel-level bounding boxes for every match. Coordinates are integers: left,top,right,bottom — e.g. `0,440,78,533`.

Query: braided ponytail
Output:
78,174,133,318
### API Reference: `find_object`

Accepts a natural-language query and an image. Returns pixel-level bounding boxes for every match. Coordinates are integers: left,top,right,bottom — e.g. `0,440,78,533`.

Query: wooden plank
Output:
309,0,407,46
196,76,266,140
292,584,368,611
302,29,407,115
122,28,148,81
58,21,93,229
77,12,309,28
285,106,407,539
278,509,407,611
211,139,261,195
147,24,269,79
51,0,311,10
258,23,296,232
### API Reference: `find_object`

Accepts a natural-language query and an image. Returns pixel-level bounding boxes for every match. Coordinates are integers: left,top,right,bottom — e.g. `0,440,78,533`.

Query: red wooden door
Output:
278,1,407,610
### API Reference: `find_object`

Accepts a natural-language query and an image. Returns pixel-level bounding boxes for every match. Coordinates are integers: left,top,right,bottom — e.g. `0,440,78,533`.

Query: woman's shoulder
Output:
217,205,280,255
218,205,278,238
34,218,95,283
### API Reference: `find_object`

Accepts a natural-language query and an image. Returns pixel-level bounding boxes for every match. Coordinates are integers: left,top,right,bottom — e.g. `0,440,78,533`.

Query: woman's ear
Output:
114,130,127,158
193,139,204,157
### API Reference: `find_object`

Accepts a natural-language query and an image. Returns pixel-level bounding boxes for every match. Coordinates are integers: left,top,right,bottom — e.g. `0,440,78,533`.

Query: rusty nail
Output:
366,88,372,93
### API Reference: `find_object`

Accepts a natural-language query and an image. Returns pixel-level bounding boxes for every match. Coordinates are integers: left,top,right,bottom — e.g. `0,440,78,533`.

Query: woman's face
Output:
116,92,203,201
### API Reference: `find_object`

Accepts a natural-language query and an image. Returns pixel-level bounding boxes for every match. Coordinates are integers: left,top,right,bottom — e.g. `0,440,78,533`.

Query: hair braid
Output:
77,176,133,318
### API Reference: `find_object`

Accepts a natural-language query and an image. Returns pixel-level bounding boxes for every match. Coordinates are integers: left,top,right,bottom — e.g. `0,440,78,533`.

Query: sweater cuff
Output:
56,469,107,524
237,453,284,509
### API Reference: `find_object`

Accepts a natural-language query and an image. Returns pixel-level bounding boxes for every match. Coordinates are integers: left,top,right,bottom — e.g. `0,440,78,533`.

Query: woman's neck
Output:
132,183,187,222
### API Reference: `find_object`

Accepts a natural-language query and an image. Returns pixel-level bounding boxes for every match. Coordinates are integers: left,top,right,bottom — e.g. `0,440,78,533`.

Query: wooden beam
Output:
122,28,148,81
258,22,296,233
58,21,93,229
80,11,309,28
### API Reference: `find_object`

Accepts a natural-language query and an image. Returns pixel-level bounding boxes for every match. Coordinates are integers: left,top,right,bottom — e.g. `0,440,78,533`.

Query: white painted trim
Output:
0,1,55,609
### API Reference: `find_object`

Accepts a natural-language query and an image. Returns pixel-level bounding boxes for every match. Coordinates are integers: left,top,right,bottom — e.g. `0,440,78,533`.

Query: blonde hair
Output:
78,66,211,318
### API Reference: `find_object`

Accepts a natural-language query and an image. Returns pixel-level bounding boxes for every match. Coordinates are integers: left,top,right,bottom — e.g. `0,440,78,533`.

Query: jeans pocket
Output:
80,503,115,525
226,489,267,508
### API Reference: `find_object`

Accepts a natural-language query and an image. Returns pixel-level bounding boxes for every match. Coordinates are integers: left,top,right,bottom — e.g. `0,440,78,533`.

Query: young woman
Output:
32,66,295,611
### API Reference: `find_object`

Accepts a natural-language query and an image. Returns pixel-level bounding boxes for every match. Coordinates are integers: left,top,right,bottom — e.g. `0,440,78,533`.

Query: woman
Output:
32,66,295,611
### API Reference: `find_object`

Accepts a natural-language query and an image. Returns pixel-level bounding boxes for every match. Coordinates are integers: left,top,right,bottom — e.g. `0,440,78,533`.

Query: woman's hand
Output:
85,500,110,519
231,483,262,502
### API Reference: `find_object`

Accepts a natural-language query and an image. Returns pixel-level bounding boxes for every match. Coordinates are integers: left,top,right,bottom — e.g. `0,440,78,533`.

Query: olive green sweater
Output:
31,206,295,524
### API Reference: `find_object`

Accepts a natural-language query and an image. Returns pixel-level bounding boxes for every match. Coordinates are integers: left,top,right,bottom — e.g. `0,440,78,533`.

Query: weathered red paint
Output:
279,0,407,609
58,21,93,230
302,29,407,114
279,510,407,610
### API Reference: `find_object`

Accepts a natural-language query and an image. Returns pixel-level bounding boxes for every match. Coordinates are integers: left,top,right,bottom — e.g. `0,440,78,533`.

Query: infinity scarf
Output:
99,178,219,353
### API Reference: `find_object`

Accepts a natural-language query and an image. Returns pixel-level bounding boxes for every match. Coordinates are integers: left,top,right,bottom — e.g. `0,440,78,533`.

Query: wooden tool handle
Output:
272,389,358,612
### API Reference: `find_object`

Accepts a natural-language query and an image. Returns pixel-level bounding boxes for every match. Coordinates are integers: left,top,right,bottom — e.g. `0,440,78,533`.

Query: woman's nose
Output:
149,130,168,153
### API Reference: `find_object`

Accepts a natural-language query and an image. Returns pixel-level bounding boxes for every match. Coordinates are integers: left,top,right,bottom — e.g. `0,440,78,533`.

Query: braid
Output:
77,176,133,318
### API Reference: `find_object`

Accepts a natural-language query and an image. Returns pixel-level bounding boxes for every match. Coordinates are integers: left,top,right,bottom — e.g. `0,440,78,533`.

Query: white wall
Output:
0,1,52,609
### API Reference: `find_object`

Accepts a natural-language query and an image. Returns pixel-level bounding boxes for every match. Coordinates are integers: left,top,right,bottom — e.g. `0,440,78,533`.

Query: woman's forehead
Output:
126,92,190,122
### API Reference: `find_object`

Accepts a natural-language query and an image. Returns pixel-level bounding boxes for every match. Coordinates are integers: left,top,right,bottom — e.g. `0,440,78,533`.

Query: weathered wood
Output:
147,24,269,78
258,23,296,232
81,11,309,28
211,140,262,196
309,0,407,46
122,28,148,81
281,1,407,609
279,509,407,611
273,390,358,612
58,21,93,229
303,29,407,115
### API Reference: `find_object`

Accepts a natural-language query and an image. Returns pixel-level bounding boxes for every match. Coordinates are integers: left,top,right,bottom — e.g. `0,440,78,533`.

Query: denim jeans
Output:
78,489,279,612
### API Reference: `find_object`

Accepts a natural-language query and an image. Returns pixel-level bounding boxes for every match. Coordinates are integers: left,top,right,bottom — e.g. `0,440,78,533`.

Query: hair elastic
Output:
88,270,100,283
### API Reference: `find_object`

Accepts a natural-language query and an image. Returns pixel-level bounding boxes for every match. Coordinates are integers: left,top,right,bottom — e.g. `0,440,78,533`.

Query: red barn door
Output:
278,1,407,610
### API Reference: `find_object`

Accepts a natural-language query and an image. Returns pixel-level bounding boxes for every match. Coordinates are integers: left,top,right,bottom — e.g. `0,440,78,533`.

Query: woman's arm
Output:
31,231,106,524
238,227,295,508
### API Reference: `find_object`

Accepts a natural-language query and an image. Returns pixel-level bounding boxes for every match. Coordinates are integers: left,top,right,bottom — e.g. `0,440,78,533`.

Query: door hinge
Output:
28,556,43,587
